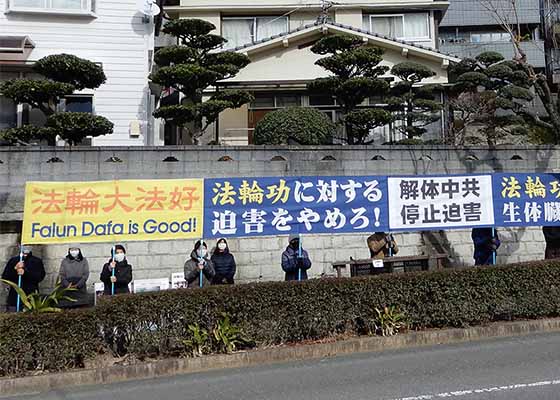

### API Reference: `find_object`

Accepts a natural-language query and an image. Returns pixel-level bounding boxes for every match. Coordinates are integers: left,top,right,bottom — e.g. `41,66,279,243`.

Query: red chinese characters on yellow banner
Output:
22,179,204,244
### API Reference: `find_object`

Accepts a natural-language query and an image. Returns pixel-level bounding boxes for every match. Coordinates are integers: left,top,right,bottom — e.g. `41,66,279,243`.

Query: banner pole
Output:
16,245,23,312
492,227,497,266
199,238,204,288
298,233,302,282
388,231,393,257
111,245,116,296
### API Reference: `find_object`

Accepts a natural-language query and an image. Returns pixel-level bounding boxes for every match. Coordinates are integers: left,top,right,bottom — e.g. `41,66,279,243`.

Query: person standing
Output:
543,226,560,259
58,247,90,305
281,234,312,281
184,240,215,288
367,232,399,259
100,245,132,295
1,245,45,312
211,238,236,285
472,228,500,266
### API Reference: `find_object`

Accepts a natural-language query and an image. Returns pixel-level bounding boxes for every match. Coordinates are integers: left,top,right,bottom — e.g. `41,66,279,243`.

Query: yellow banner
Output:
22,179,204,244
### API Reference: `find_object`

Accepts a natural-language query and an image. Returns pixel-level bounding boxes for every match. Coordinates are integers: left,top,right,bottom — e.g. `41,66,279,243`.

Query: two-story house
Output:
162,0,461,145
0,0,159,146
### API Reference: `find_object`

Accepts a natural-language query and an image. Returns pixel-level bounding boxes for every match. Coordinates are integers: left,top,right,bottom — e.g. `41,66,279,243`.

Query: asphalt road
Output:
9,332,560,400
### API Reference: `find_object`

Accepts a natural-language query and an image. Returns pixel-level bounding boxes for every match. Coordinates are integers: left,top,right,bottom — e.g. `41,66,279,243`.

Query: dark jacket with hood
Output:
100,257,132,295
281,245,312,281
1,252,46,307
184,250,215,288
472,228,500,265
211,240,236,284
59,250,89,293
543,226,560,247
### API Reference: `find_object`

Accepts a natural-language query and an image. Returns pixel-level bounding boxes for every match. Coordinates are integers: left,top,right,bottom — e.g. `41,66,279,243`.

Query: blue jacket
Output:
472,228,500,266
281,246,312,281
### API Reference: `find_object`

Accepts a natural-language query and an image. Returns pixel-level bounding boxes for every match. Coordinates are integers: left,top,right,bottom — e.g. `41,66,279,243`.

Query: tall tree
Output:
388,62,442,140
449,51,534,146
308,35,392,145
150,19,253,145
0,54,112,145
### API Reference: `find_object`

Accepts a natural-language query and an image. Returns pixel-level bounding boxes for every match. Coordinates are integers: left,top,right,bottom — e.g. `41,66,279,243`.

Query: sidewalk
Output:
2,318,560,397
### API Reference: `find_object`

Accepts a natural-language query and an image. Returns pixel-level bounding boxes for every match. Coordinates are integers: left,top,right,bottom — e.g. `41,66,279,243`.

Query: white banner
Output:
388,175,495,230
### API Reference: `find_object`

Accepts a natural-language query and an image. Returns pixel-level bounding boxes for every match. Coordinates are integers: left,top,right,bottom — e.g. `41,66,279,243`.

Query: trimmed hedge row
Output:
2,261,560,376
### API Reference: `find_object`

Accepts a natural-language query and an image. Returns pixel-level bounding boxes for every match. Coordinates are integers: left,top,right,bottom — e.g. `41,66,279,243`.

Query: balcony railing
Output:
439,40,545,68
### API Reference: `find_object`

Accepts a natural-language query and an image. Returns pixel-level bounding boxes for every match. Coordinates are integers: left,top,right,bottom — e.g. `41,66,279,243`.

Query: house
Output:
162,0,460,145
0,0,159,146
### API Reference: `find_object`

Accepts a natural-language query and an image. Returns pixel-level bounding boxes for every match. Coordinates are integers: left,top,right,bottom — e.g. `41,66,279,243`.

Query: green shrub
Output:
0,310,100,376
253,107,336,145
2,261,560,376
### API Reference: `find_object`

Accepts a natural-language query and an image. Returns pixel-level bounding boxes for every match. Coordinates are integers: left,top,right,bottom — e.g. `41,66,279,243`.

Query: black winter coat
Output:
211,251,236,284
100,259,133,295
1,253,46,307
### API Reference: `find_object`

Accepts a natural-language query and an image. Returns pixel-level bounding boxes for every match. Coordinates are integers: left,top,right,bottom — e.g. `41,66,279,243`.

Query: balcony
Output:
439,40,545,68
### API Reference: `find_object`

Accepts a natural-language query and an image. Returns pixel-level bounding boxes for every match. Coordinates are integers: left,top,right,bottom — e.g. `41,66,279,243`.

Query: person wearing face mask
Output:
1,245,45,312
100,244,132,295
184,240,215,288
211,238,236,285
281,234,312,281
58,247,90,303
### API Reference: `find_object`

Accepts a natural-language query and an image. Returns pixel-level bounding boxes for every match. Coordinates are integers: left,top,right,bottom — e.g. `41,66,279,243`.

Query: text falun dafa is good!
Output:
22,179,204,244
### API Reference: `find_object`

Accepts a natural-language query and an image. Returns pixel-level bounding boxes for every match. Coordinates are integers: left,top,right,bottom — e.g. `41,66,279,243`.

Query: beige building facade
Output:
162,0,459,145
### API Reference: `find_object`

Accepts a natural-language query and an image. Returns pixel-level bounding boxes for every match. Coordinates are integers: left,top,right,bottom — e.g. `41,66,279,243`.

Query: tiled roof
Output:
229,21,460,60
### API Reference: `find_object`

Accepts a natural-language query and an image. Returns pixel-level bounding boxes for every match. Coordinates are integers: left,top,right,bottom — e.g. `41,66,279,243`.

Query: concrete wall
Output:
0,145,557,307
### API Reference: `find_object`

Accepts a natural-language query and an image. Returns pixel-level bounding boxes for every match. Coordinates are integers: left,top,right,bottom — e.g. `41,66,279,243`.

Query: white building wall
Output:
0,0,154,146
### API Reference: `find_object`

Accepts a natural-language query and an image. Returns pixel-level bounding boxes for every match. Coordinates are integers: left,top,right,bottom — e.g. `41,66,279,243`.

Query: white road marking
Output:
390,379,560,400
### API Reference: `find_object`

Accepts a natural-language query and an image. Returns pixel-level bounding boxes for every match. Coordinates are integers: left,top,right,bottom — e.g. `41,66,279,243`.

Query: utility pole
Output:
540,0,554,84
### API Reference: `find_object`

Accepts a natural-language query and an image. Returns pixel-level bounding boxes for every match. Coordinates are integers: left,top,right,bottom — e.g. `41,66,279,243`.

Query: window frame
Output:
367,13,430,41
6,0,95,17
221,15,289,49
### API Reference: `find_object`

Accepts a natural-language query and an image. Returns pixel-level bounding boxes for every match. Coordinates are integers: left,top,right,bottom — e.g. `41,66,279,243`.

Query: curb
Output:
3,318,560,397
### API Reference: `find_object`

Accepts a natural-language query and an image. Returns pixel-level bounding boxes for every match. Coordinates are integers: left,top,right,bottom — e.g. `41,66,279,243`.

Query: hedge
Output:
2,261,560,376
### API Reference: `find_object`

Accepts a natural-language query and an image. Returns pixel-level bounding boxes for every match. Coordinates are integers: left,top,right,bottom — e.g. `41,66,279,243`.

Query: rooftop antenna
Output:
317,0,334,24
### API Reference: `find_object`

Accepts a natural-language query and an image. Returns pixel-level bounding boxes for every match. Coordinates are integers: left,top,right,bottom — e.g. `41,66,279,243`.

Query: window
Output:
0,72,19,130
222,16,289,49
309,95,336,107
363,13,429,40
63,95,93,113
250,93,302,109
9,0,92,13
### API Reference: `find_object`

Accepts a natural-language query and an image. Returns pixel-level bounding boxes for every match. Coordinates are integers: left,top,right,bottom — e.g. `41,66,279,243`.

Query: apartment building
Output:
162,0,460,145
439,0,545,69
0,0,159,146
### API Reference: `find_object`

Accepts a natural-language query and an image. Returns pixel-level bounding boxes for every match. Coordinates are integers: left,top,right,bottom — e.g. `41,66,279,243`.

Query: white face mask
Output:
69,250,80,258
218,242,227,251
114,253,125,262
198,248,207,258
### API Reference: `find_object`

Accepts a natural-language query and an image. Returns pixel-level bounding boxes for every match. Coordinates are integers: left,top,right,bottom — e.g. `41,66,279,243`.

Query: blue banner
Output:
493,173,560,227
203,176,389,238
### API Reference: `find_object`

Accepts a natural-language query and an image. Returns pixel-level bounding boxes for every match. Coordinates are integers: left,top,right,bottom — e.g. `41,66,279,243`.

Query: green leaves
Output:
46,112,114,145
151,19,252,141
33,54,106,90
162,19,216,39
253,107,336,145
391,62,435,83
0,79,75,114
344,109,392,144
0,280,76,313
310,35,363,54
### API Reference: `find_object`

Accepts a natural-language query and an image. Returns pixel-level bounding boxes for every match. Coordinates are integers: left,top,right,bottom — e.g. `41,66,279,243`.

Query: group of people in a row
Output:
1,236,311,311
3,227,559,312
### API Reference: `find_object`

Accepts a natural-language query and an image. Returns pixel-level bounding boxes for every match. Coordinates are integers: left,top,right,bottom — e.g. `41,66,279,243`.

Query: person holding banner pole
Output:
184,240,215,289
282,234,312,281
367,232,399,260
472,228,500,266
100,245,132,295
1,245,45,312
